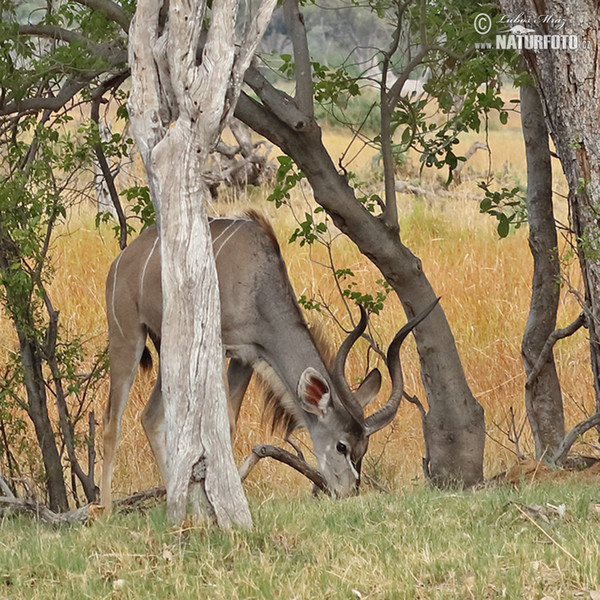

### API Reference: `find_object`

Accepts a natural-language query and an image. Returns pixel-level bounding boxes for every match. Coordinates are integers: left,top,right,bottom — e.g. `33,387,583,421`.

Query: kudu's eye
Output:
336,441,348,455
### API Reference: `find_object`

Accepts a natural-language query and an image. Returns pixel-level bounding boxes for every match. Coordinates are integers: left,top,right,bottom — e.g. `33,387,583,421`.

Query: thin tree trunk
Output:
498,1,600,434
520,80,565,458
19,336,69,512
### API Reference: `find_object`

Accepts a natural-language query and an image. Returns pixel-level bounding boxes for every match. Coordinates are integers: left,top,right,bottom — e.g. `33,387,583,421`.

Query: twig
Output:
511,502,582,566
404,391,432,482
285,437,306,461
509,406,526,460
360,472,391,494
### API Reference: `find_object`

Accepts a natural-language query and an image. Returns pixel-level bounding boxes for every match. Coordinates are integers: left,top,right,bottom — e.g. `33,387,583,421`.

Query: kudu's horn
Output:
331,305,369,422
363,297,441,437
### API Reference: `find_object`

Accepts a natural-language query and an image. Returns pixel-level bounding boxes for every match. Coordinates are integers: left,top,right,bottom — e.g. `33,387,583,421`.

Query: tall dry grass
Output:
0,117,594,502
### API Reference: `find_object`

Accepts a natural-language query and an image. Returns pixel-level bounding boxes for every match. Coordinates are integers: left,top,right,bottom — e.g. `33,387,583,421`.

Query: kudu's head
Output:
296,299,439,498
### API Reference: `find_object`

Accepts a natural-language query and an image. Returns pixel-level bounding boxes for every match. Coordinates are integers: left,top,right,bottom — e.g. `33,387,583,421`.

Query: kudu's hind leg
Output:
140,370,168,483
226,358,253,439
100,335,145,510
142,363,243,482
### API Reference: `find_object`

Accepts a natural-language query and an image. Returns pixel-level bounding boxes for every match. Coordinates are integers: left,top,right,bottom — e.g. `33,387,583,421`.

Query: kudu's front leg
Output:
101,337,146,511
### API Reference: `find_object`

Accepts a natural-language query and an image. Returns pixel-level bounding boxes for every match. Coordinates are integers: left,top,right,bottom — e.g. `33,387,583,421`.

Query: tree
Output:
497,1,600,442
519,77,565,459
127,0,275,525
233,0,502,487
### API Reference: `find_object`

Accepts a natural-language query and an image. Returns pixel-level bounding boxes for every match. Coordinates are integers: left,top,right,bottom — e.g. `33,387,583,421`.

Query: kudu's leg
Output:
142,361,244,481
140,369,168,483
100,335,145,510
226,358,253,439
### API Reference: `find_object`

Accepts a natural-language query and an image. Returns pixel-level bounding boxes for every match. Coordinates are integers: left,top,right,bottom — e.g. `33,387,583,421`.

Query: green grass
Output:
2,481,600,599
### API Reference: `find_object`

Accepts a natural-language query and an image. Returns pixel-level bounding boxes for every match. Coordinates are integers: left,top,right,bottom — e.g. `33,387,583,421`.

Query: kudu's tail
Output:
140,346,153,371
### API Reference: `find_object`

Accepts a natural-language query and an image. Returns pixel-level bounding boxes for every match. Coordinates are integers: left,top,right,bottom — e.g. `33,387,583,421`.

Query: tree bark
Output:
19,336,69,512
498,1,600,428
520,80,565,458
127,0,274,526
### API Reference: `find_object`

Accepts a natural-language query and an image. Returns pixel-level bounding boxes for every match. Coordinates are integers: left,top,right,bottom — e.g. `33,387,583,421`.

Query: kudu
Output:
101,212,437,507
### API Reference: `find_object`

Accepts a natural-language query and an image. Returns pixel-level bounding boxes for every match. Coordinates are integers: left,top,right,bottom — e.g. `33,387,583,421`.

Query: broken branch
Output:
239,444,328,493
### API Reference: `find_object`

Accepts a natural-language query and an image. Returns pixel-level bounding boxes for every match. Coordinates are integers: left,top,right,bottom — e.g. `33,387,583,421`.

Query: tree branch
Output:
381,45,432,230
244,65,311,131
525,312,586,389
91,75,130,250
72,0,131,33
283,0,314,118
239,444,328,494
552,412,600,465
18,24,89,44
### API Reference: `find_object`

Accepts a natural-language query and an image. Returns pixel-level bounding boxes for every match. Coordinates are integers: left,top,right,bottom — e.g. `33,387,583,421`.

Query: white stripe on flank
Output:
110,252,125,338
141,236,159,298
212,220,245,261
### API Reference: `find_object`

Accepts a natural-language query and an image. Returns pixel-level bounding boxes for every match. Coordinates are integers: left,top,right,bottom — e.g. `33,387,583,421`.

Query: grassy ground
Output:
1,480,600,599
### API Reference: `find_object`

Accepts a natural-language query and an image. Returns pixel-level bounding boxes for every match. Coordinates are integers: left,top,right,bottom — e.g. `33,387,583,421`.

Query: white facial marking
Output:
347,454,359,480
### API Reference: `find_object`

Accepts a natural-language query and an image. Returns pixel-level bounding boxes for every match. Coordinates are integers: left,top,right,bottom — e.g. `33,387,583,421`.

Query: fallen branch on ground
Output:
0,486,167,523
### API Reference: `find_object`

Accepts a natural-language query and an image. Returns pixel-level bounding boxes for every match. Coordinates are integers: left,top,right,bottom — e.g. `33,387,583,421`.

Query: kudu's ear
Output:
298,368,331,417
353,368,382,409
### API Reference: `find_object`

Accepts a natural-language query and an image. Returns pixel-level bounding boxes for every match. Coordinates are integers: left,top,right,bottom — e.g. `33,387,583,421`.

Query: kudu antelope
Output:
101,212,437,507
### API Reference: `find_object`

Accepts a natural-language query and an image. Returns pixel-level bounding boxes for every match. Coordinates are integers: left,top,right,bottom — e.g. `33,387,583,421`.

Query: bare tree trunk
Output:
520,80,565,458
498,1,600,431
127,0,275,526
18,336,69,512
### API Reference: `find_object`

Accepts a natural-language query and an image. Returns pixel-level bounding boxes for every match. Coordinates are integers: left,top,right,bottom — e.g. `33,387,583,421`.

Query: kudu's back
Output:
106,213,304,358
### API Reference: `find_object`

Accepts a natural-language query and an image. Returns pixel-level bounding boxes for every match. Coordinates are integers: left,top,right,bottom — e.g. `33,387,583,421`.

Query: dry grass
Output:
0,119,595,502
1,482,600,599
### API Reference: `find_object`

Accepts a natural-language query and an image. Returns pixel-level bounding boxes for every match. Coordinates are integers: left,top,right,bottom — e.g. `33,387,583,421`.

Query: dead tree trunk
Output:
127,0,275,526
498,1,600,430
520,80,565,458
